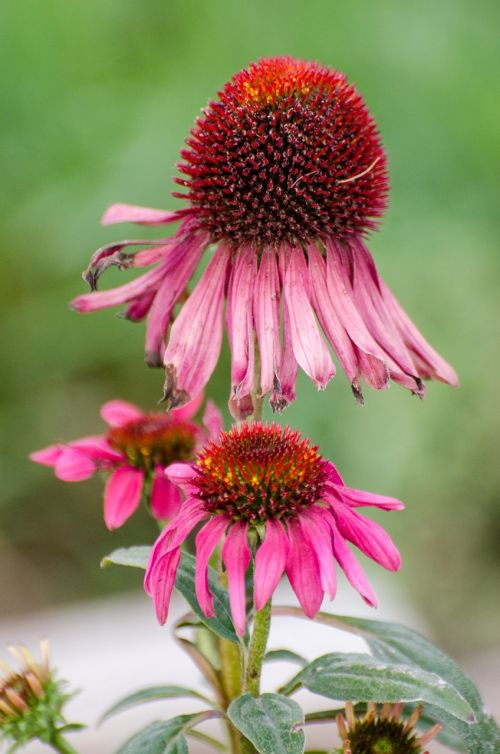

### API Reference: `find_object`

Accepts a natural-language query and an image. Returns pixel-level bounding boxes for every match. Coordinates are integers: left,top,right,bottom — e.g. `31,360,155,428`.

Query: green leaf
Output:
419,705,500,754
116,716,194,754
100,685,211,723
265,650,308,666
101,545,150,569
328,614,483,715
228,693,304,754
280,653,474,723
102,547,241,644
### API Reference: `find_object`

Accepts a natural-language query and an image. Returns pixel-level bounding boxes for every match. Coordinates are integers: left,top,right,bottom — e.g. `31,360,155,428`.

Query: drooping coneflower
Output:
145,422,403,635
0,641,74,750
72,57,458,417
30,396,223,529
336,701,442,754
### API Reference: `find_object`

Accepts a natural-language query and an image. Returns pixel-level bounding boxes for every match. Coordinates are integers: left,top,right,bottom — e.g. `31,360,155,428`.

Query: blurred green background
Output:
1,0,499,653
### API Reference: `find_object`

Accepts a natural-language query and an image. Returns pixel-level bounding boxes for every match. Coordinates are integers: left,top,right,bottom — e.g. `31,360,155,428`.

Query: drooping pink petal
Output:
103,466,144,529
30,444,64,467
331,503,401,571
102,203,182,226
330,522,378,607
147,548,181,625
202,401,224,441
100,400,143,428
150,467,182,520
331,485,405,511
271,293,298,411
226,246,256,407
195,515,230,617
163,244,230,406
285,518,324,618
283,244,336,390
221,522,251,636
254,519,289,611
254,248,281,395
54,448,96,482
379,278,459,386
145,497,207,593
299,510,337,599
171,393,204,422
124,290,156,321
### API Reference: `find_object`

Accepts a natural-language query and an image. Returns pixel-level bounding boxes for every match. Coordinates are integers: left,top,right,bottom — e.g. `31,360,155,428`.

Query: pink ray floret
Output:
144,423,404,636
30,397,222,529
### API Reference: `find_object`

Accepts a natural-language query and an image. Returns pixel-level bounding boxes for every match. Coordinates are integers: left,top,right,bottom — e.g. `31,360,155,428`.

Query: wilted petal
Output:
150,467,182,520
202,401,224,441
102,203,182,226
103,466,144,529
171,393,204,422
254,248,281,395
254,519,289,611
227,246,256,405
222,522,251,636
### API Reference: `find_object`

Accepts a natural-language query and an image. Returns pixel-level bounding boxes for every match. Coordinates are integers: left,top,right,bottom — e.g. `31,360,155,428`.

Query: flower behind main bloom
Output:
145,422,404,636
30,396,223,529
72,57,458,417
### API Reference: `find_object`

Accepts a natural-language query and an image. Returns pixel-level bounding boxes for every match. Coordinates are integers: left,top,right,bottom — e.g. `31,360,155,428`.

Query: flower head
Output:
30,396,223,529
72,57,457,416
336,701,442,754
0,641,73,749
145,422,403,635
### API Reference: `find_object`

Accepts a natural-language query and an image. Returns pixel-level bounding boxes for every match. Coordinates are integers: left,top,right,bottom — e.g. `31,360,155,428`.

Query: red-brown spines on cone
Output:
193,423,329,523
175,56,388,246
107,414,198,470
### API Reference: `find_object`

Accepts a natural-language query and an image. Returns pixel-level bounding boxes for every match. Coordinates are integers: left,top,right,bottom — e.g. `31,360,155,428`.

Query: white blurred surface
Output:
1,574,497,753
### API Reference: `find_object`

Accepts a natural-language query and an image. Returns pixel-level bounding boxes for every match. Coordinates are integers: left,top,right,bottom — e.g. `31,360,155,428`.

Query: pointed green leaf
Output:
281,653,474,723
100,685,211,723
265,650,308,666
116,716,194,754
228,693,304,754
101,547,242,644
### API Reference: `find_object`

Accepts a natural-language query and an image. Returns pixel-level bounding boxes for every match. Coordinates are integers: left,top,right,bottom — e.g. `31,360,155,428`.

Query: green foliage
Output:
264,650,308,667
100,685,212,723
228,693,305,754
116,717,194,754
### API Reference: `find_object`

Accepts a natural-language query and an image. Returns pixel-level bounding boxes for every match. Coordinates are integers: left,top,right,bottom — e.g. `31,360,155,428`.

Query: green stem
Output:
243,600,272,696
49,731,79,754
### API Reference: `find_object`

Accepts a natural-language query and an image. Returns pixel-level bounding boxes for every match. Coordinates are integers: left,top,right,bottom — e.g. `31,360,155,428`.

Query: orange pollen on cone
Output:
107,414,198,470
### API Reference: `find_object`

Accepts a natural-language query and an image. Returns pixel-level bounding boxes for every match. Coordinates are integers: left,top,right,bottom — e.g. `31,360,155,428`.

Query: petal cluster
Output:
30,396,222,529
144,423,403,635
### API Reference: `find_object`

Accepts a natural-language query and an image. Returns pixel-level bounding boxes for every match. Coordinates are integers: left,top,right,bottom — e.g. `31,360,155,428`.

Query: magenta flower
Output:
30,396,223,529
144,422,403,636
72,57,457,417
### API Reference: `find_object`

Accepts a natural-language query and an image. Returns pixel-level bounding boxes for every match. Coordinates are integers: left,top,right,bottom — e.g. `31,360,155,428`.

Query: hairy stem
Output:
243,600,272,696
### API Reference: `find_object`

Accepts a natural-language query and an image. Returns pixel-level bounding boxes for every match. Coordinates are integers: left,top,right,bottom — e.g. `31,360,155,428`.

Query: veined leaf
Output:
228,693,304,754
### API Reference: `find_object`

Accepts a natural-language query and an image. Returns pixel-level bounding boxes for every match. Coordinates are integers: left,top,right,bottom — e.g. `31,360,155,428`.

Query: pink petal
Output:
334,485,405,511
299,510,337,599
332,503,401,571
145,498,207,593
171,393,204,422
283,245,335,389
124,290,156,321
103,466,144,529
102,203,181,226
150,467,182,520
195,515,230,617
222,522,251,636
226,246,256,401
30,444,64,467
202,401,224,442
68,435,123,463
163,244,230,406
100,400,143,428
254,519,289,611
71,260,169,313
54,448,96,482
165,462,198,495
324,460,345,487
254,248,281,395
330,523,378,607
285,518,324,618
271,292,298,411
147,548,181,624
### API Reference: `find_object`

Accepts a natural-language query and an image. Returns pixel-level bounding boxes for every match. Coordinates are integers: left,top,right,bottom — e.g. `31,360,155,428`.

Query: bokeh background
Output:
1,0,499,687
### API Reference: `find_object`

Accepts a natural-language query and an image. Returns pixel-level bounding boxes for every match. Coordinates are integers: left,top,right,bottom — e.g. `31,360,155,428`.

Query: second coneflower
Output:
72,56,458,418
145,422,403,635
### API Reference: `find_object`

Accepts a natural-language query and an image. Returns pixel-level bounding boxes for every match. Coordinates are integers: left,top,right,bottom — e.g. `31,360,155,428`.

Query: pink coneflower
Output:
30,396,222,530
72,57,458,417
145,423,403,636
